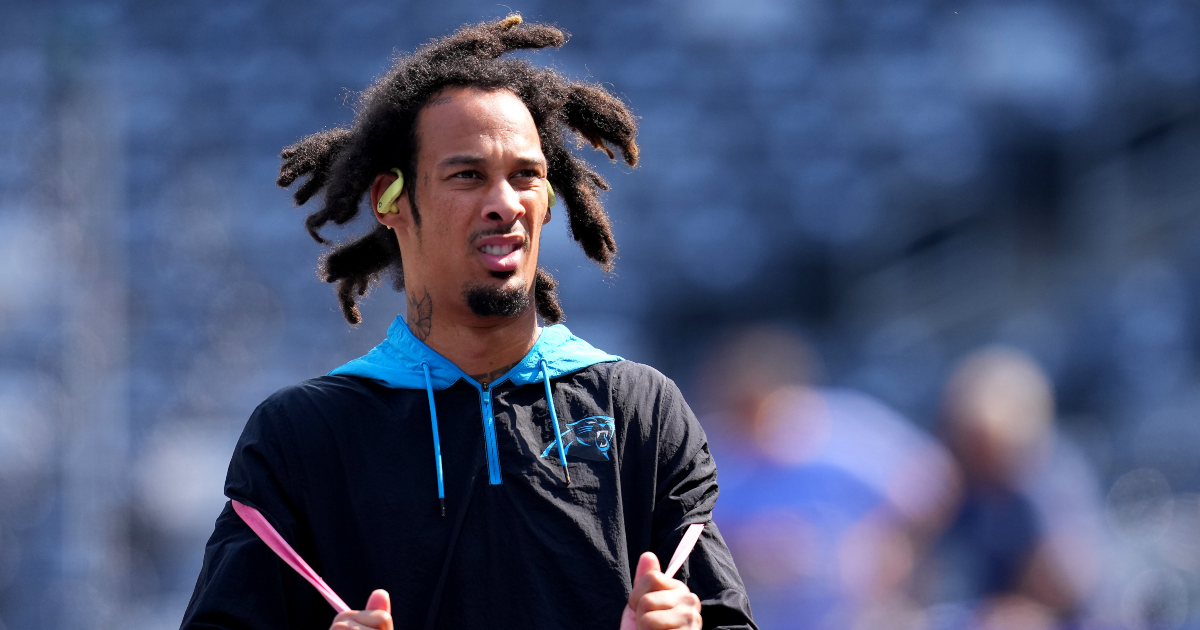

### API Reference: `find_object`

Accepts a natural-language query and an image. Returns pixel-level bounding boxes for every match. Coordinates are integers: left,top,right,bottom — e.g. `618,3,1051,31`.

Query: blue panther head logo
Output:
542,416,616,461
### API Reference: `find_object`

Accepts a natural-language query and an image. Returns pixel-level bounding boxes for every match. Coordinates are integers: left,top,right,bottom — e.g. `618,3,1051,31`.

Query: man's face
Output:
378,86,551,322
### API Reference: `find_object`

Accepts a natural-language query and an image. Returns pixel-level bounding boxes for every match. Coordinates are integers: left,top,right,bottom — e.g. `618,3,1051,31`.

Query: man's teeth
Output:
480,244,518,256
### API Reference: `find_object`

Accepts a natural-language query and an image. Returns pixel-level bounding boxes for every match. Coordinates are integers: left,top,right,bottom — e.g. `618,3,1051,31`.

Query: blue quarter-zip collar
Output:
329,315,621,391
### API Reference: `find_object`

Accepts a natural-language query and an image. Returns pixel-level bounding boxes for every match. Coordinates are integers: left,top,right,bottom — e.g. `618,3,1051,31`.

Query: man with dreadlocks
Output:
182,16,755,630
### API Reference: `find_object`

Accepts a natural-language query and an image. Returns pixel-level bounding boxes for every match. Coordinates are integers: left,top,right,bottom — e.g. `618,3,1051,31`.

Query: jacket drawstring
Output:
540,359,571,485
421,363,446,516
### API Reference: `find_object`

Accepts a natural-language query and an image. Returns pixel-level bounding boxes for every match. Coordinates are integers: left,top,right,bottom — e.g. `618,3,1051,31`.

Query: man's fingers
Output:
636,588,700,615
328,608,393,630
329,588,394,630
330,621,373,630
330,619,371,630
352,609,392,630
629,570,682,606
630,581,701,630
366,589,391,612
618,604,638,630
634,551,660,582
636,606,703,630
627,551,703,629
628,552,669,609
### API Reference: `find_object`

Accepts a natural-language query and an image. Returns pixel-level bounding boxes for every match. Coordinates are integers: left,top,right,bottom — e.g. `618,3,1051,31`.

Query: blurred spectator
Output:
697,325,959,630
930,347,1103,630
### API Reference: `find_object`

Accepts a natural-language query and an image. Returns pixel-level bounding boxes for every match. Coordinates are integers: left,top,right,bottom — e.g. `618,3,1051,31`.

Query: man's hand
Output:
330,589,393,630
619,552,702,630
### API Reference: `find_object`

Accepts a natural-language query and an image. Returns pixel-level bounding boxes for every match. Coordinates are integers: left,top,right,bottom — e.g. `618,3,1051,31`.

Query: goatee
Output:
463,282,530,318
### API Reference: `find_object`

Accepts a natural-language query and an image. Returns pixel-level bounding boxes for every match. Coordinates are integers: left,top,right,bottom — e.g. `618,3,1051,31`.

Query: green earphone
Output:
376,168,405,214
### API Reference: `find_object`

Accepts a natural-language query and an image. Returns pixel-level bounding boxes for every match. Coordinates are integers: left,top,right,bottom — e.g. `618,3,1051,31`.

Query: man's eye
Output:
453,170,481,179
512,169,541,180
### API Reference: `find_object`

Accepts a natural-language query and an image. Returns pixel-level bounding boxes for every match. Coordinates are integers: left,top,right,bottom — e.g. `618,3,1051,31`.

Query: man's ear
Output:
371,172,411,232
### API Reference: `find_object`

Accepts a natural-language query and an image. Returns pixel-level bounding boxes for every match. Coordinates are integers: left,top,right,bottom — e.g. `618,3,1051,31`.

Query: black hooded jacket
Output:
181,321,756,629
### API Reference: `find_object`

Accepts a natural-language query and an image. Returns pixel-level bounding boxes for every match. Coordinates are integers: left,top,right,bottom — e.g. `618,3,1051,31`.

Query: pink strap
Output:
231,500,351,613
664,522,705,579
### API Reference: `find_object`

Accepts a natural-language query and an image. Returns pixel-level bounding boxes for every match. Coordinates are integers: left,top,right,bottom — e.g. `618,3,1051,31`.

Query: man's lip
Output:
475,234,525,272
475,234,525,248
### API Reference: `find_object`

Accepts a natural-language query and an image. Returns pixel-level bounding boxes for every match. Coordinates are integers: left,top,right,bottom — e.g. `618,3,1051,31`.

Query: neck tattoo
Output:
408,288,433,341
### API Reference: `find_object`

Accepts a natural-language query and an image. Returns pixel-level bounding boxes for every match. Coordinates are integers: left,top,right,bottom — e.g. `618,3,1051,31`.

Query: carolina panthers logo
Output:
542,416,616,462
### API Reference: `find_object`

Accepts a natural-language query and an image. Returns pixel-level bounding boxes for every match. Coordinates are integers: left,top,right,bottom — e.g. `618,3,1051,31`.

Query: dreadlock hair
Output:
277,15,638,325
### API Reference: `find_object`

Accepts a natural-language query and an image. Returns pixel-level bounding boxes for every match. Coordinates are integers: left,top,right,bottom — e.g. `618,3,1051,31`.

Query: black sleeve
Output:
614,363,758,630
180,393,329,630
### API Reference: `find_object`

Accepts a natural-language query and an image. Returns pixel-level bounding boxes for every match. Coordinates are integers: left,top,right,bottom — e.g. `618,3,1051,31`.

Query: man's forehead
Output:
415,86,542,160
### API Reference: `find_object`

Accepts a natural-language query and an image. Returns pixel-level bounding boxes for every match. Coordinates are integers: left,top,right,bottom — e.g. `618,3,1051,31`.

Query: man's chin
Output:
462,279,531,318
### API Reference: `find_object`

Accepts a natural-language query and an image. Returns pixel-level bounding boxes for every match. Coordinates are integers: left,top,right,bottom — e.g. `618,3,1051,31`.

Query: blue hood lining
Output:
329,316,621,391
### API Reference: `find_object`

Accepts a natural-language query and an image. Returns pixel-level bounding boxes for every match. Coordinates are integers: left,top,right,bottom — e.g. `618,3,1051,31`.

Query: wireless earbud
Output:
376,168,405,214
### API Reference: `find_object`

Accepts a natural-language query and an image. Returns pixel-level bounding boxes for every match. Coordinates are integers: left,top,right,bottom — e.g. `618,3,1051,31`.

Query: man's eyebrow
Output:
512,156,548,169
436,155,548,169
438,154,487,168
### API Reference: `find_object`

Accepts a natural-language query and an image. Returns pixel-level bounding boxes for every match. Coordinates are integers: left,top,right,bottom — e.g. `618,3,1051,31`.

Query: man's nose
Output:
481,180,526,223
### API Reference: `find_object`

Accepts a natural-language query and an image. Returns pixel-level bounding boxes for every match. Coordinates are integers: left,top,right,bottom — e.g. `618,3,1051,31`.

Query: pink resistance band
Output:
231,500,351,613
233,499,706,612
665,522,706,579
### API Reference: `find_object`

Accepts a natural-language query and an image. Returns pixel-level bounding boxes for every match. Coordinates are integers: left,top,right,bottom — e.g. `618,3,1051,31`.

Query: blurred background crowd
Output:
3,0,1200,628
